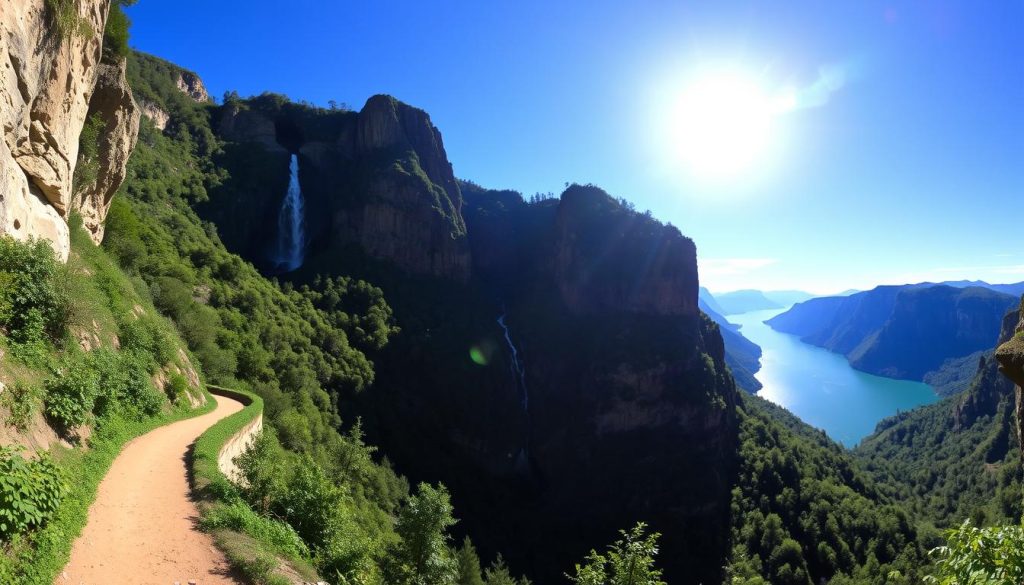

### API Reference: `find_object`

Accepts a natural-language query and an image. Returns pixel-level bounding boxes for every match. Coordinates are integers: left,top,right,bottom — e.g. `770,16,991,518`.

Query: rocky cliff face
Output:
72,60,140,243
209,94,470,279
349,183,738,584
175,70,209,103
552,185,698,316
995,297,1024,454
1,0,138,257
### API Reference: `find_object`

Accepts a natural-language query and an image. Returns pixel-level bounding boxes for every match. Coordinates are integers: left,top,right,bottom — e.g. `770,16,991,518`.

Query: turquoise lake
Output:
729,308,940,446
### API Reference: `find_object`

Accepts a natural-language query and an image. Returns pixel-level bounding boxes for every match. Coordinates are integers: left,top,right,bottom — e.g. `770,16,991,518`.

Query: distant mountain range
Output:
709,289,816,315
938,280,1024,297
767,284,1019,382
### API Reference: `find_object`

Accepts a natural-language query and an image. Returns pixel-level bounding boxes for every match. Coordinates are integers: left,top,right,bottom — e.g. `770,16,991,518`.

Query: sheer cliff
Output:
1,0,139,259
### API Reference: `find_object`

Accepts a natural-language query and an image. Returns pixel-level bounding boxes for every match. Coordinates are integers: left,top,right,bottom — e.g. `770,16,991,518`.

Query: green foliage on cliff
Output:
43,0,93,41
102,1,135,59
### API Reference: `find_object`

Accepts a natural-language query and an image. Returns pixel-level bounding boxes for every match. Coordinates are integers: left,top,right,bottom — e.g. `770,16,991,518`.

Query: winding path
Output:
59,394,244,585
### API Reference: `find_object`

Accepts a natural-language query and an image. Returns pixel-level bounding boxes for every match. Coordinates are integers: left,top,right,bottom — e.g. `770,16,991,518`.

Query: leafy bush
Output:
926,521,1024,585
568,523,664,585
0,237,72,346
0,447,65,541
89,348,163,419
1,383,43,431
118,314,175,370
164,372,189,404
102,1,134,59
44,358,100,431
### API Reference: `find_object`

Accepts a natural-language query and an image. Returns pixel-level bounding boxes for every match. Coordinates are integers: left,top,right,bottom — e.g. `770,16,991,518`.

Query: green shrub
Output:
44,358,100,431
0,237,72,345
569,523,665,585
118,315,175,370
165,373,189,404
102,1,132,59
89,348,163,420
926,521,1024,585
0,447,65,541
236,430,289,514
1,383,43,431
233,552,281,585
201,501,309,559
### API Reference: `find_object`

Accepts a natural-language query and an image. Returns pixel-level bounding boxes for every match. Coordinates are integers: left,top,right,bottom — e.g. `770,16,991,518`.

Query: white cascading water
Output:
275,154,305,271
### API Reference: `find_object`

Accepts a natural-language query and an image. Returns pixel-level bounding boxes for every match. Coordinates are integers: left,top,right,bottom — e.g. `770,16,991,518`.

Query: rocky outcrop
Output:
217,105,287,153
331,95,469,280
210,94,470,280
995,296,1024,454
1,0,138,258
358,183,738,583
354,95,463,215
72,59,140,243
138,99,169,130
176,69,209,102
551,185,699,315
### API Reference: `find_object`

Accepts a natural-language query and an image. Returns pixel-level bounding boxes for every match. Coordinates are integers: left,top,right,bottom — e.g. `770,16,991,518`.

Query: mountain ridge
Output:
768,284,1018,382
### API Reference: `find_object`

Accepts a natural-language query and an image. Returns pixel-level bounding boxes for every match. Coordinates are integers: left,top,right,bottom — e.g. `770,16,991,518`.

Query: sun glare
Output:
671,71,792,178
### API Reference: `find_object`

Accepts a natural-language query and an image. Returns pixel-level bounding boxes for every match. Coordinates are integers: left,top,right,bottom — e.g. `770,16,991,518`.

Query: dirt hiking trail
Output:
59,394,244,585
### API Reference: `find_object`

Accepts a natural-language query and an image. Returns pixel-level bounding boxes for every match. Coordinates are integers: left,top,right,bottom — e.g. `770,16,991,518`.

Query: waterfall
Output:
495,311,536,475
275,154,305,272
497,312,528,412
498,310,531,469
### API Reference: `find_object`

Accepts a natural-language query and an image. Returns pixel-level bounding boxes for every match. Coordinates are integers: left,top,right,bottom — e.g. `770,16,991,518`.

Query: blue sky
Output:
126,1,1024,294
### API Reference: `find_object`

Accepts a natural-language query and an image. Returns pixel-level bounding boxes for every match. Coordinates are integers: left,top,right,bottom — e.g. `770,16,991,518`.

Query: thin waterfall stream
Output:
275,153,305,272
497,310,531,466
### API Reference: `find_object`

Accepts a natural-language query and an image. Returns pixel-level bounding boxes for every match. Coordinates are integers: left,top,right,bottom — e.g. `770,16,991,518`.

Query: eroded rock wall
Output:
1,0,138,257
995,296,1024,454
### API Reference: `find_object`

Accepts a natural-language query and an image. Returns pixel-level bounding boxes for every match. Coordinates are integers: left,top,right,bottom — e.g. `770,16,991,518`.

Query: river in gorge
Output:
730,308,940,446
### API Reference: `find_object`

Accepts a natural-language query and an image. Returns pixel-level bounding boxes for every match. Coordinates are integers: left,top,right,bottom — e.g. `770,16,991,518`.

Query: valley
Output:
0,3,1022,585
731,308,938,446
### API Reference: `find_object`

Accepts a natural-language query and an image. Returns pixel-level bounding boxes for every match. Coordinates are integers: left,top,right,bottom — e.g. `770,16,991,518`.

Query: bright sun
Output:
672,71,794,178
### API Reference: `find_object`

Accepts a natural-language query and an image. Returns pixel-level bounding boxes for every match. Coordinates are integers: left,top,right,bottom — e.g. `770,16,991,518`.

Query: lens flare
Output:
469,346,489,366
